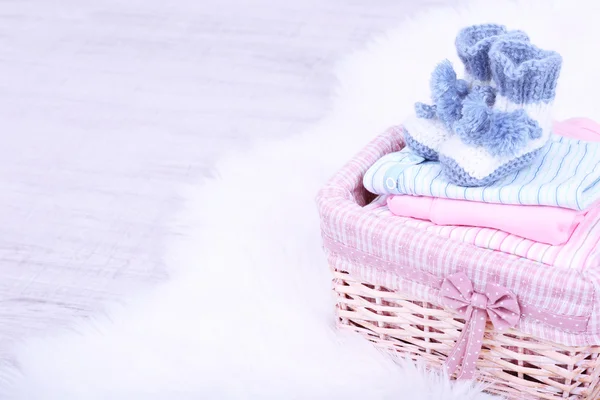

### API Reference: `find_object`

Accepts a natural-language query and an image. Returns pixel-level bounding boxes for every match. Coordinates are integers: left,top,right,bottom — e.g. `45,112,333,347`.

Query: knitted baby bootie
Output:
439,39,562,186
404,24,529,161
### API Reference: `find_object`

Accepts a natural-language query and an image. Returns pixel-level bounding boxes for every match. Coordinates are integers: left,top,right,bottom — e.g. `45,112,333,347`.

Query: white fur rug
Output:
3,0,600,398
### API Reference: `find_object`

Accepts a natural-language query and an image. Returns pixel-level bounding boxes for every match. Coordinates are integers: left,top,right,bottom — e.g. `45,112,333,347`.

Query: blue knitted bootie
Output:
439,39,562,187
404,24,529,161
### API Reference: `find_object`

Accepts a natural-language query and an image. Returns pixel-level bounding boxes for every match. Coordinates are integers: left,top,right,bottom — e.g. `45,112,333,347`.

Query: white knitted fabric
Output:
495,95,554,134
402,115,450,153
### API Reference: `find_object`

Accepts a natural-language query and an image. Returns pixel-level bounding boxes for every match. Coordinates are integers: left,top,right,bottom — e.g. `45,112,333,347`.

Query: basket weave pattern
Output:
332,268,600,399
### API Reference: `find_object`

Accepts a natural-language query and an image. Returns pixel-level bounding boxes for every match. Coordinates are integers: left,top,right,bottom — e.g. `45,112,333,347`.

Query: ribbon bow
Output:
441,272,520,379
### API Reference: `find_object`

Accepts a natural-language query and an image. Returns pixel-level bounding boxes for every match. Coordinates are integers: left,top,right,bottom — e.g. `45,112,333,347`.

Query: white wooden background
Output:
0,0,455,365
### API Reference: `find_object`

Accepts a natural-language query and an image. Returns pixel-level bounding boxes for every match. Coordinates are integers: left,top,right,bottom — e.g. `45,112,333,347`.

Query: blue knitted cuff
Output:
404,129,440,161
439,148,543,187
490,40,562,104
455,24,529,82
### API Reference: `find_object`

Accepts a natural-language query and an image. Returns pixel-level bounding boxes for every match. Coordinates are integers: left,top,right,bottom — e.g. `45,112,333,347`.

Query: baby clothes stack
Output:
363,24,600,270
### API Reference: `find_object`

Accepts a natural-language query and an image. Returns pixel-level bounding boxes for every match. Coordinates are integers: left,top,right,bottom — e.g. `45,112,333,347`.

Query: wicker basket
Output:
317,126,600,399
331,267,600,399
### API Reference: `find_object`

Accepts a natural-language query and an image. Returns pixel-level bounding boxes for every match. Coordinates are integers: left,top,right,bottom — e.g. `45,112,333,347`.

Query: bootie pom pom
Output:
484,109,539,157
471,85,497,106
454,85,540,157
430,60,469,128
453,88,493,145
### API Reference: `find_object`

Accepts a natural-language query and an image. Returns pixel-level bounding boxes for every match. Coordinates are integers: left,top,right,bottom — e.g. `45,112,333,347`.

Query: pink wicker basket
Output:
316,126,600,399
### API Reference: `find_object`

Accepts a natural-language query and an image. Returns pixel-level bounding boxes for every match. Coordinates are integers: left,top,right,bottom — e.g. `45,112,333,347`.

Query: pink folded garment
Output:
553,117,600,141
387,195,588,245
386,117,600,245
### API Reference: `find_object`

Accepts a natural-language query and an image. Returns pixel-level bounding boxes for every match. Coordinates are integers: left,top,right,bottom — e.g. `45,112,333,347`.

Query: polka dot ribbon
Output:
441,272,520,380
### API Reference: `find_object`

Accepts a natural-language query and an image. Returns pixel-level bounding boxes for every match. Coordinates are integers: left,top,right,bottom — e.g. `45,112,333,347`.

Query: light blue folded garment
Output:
363,136,600,211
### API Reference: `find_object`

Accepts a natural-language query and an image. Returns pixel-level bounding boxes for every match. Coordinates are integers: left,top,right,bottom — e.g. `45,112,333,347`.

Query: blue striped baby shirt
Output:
363,136,600,211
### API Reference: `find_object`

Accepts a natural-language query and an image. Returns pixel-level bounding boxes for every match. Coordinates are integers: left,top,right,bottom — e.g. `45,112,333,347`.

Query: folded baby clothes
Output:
387,195,587,245
554,117,600,141
363,134,600,211
364,197,600,271
385,117,600,245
